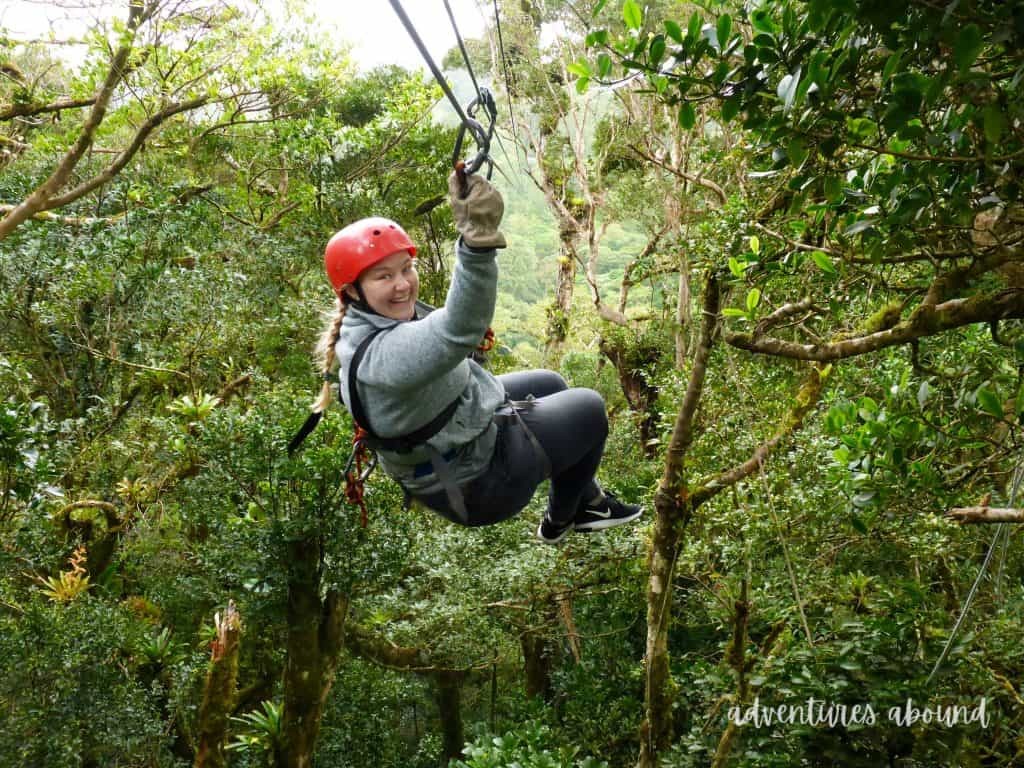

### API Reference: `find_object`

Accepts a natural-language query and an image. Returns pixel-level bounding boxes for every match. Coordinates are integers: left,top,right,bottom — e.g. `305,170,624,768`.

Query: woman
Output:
312,172,641,543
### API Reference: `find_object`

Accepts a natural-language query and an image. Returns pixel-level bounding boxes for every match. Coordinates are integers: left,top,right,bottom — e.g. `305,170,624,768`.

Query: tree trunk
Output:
637,274,720,768
435,671,466,764
545,229,577,366
520,629,553,700
599,336,661,457
281,536,348,768
194,602,242,768
638,503,690,767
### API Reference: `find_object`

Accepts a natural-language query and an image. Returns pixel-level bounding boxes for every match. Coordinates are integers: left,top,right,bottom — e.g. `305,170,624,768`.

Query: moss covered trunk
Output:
194,601,242,768
281,536,348,768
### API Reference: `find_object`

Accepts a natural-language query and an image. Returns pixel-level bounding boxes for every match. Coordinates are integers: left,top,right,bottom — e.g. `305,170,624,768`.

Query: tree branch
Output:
46,95,210,209
726,289,1024,361
628,144,728,205
691,364,828,507
0,97,98,122
0,0,156,240
344,622,472,675
947,507,1024,524
656,272,721,512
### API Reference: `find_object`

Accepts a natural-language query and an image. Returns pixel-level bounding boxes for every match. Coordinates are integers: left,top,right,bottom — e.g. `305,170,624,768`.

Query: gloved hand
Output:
449,171,506,250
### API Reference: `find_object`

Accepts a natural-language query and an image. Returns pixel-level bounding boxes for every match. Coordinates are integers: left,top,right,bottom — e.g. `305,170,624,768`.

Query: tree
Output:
582,0,1024,764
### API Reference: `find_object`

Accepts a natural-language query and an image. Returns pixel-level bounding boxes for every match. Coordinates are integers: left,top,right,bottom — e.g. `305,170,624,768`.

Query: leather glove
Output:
449,171,507,249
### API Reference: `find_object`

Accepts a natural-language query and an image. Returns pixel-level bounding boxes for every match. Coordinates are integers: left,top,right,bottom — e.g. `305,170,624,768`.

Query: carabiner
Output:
357,451,378,483
453,87,497,194
343,439,364,476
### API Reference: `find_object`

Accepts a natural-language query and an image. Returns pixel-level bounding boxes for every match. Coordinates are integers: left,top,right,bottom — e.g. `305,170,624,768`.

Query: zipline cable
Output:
388,0,474,130
388,0,496,196
492,0,519,148
443,0,483,102
925,457,1024,684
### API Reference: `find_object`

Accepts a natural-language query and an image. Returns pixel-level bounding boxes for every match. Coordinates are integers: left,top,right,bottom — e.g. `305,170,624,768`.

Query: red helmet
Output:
324,217,417,293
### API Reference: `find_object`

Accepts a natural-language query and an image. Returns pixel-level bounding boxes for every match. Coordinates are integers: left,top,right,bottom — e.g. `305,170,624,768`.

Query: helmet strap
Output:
343,281,377,316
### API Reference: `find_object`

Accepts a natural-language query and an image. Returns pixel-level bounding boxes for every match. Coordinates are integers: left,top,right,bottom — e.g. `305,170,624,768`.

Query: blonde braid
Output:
312,296,348,413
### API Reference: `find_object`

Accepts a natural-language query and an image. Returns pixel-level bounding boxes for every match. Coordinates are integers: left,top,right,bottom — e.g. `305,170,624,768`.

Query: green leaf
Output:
722,307,748,318
750,8,777,34
597,53,612,78
788,137,808,167
984,104,1007,144
716,14,732,51
853,490,876,508
776,66,802,112
650,35,666,66
722,97,740,123
749,235,760,254
593,0,608,15
687,11,702,43
882,47,904,84
575,75,590,94
824,175,842,202
567,60,593,78
811,250,837,275
746,288,761,312
955,24,983,73
623,0,643,30
844,219,876,236
977,386,1003,419
664,20,683,44
917,381,930,410
678,102,696,129
728,256,745,278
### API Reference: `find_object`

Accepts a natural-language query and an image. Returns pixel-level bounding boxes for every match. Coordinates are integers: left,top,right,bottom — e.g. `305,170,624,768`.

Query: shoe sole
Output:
574,508,643,533
536,521,573,544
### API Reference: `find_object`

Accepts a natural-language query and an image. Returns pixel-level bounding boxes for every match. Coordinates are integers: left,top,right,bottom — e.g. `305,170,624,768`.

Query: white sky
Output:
0,0,488,72
315,0,487,72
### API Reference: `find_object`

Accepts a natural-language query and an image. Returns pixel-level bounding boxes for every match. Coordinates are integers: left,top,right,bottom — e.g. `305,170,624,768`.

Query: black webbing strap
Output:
347,327,469,523
345,328,460,454
287,410,322,455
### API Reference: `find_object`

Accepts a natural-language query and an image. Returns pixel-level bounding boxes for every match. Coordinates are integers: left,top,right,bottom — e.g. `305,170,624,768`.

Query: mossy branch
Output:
690,364,828,508
726,289,1024,361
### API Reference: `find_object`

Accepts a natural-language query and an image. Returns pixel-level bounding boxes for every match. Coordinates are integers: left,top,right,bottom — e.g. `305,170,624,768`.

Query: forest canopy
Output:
1,1,1023,767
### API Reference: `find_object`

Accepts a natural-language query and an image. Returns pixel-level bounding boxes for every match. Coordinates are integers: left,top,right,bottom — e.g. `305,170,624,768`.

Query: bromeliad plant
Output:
34,545,91,603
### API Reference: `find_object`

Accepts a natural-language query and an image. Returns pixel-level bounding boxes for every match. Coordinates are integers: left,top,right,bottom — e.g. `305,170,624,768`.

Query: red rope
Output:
478,327,496,352
344,428,372,527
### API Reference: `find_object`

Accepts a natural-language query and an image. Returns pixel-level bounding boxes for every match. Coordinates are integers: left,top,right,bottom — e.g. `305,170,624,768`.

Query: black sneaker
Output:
536,515,573,544
574,491,643,533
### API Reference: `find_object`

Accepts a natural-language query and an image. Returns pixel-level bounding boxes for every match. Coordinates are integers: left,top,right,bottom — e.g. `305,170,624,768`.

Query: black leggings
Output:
418,370,609,527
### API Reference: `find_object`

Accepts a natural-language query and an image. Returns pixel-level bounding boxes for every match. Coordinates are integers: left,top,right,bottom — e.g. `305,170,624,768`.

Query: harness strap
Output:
495,397,552,478
423,444,469,524
345,328,460,454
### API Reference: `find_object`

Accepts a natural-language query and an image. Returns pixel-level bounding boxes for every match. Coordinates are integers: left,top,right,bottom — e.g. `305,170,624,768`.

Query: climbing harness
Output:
288,297,498,527
343,327,467,523
494,395,552,479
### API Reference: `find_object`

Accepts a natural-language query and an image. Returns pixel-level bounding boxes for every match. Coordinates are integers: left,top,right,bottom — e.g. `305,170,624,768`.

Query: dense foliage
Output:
2,1,1023,767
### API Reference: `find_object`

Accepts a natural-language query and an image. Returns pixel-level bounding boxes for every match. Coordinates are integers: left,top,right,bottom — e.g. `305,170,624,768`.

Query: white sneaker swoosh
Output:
587,507,613,518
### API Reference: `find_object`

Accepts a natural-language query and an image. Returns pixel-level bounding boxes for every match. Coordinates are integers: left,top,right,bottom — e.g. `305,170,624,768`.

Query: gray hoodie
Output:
335,238,506,494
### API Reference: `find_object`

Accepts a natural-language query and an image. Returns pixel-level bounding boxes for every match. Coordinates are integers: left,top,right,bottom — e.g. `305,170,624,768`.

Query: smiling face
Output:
347,249,419,321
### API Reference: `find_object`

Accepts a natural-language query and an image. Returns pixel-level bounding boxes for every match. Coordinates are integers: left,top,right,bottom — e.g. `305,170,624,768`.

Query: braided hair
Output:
312,295,348,414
